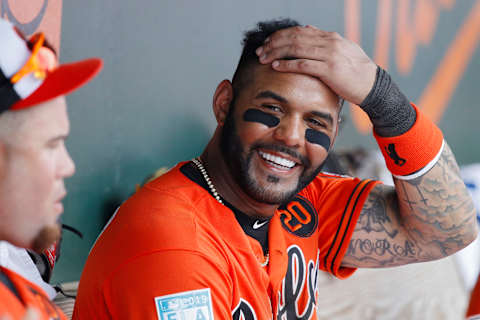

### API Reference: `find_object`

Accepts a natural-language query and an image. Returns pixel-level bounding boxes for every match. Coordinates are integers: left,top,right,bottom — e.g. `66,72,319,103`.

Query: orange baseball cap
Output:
0,18,103,113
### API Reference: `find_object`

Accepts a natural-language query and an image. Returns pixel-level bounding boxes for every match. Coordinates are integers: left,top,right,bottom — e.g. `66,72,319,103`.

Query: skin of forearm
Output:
343,142,478,268
394,142,478,260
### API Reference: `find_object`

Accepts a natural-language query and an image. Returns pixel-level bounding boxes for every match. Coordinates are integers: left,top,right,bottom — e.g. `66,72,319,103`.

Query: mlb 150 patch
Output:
155,288,214,320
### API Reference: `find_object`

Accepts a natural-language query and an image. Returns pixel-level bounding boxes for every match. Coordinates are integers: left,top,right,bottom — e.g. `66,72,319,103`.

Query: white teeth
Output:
258,151,295,169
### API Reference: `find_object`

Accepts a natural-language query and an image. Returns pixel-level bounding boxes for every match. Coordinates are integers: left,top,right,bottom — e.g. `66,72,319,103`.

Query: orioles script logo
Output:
1,0,63,52
276,246,319,320
278,195,318,237
232,247,320,320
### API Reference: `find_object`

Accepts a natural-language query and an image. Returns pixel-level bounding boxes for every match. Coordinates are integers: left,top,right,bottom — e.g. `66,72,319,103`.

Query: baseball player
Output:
0,19,102,319
74,19,477,319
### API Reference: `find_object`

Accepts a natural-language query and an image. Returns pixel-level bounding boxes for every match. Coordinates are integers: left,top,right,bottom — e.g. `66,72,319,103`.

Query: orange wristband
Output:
374,104,444,179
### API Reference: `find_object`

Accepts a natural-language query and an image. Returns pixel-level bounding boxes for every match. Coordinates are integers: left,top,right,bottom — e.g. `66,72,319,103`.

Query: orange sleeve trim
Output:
323,179,377,277
374,104,444,177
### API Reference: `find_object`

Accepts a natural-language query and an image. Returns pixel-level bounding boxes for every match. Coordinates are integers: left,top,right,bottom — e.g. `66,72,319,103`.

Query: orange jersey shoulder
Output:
0,266,66,320
75,163,380,320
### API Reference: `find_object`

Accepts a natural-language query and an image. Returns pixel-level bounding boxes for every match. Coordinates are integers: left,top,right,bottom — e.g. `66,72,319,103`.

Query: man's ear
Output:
213,80,234,125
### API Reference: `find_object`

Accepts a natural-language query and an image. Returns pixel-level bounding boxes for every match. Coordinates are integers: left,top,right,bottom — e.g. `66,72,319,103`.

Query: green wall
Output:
50,0,480,282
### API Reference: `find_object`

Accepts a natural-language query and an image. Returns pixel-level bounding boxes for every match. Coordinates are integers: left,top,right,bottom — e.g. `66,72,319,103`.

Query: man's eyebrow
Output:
255,90,288,103
47,134,68,144
311,110,334,126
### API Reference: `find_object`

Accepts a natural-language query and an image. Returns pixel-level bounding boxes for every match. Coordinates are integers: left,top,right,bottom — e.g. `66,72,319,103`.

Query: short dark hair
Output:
231,18,301,94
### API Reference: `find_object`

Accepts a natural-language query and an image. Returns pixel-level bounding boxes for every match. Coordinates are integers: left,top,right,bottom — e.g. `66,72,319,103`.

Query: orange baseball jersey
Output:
467,275,480,319
74,161,379,319
0,266,66,320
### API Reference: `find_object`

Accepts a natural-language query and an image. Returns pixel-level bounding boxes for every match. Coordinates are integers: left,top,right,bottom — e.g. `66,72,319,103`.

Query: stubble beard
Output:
30,223,61,253
219,107,326,205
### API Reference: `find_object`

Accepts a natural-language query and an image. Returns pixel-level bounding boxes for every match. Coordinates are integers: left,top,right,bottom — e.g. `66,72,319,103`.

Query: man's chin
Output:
244,179,299,205
30,224,61,253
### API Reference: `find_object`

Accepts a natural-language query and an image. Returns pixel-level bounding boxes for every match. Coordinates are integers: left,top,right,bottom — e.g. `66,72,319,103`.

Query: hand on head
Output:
256,25,377,105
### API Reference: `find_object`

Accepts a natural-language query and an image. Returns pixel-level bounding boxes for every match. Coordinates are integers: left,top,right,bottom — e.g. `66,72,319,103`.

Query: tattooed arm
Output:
342,143,478,268
254,25,478,267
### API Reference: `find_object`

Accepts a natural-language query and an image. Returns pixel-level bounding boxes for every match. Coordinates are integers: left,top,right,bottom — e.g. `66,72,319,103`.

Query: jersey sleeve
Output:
104,250,232,319
303,175,380,279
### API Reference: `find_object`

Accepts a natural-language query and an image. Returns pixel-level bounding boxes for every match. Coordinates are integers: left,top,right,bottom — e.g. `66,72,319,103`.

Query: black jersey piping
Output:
322,180,364,272
330,180,375,272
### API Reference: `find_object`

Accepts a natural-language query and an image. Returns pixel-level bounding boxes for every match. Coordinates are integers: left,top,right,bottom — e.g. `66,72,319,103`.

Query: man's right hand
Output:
256,25,377,105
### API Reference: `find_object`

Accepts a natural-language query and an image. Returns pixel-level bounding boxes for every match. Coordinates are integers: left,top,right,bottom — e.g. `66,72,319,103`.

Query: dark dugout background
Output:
3,0,479,282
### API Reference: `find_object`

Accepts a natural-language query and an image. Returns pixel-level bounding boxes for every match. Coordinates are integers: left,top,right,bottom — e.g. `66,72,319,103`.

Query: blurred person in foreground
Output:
75,19,477,319
0,18,102,319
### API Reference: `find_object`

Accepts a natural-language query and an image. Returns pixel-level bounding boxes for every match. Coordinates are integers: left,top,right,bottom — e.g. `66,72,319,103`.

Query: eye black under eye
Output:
243,109,280,127
305,129,330,150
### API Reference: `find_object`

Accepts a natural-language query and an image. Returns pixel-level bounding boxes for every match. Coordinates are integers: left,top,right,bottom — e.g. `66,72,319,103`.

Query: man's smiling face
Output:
220,64,341,204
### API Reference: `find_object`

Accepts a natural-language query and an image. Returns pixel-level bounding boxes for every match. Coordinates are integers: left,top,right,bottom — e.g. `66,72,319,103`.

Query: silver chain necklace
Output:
191,157,269,267
192,157,223,205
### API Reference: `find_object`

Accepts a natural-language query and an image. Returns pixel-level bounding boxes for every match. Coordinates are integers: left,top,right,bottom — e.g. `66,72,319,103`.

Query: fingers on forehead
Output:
272,58,327,74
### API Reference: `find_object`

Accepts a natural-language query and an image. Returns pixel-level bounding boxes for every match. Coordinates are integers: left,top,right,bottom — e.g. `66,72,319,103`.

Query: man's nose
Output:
60,147,76,178
273,115,304,148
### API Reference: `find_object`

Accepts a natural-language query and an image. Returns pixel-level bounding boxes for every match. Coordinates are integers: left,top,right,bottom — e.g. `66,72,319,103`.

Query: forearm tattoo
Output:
344,143,477,267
